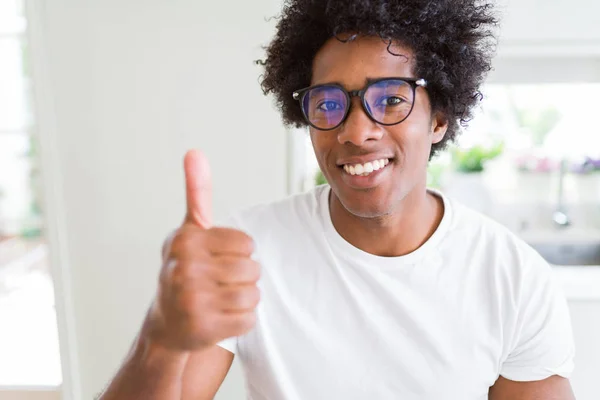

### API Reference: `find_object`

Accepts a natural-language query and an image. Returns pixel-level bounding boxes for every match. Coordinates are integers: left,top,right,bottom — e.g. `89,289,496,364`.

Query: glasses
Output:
292,77,427,131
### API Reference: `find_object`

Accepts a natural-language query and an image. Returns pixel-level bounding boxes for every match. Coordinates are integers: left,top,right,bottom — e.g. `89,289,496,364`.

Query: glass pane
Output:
461,83,600,158
439,83,600,206
0,238,62,387
0,0,26,35
0,37,32,131
0,2,62,389
0,133,62,387
0,132,34,232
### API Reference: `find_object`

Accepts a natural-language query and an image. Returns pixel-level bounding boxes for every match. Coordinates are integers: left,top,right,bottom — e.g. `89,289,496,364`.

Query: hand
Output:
145,150,260,351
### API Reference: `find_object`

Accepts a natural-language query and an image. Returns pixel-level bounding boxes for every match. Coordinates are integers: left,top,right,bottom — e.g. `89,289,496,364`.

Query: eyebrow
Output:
365,77,383,85
313,77,412,90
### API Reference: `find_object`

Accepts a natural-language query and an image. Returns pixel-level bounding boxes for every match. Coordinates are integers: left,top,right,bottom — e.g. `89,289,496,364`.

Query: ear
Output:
430,111,449,144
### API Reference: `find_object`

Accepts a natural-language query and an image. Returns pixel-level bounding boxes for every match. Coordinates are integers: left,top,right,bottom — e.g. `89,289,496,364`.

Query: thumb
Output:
183,149,212,229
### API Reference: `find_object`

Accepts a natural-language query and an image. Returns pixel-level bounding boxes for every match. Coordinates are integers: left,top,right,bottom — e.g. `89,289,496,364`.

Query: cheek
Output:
309,130,331,168
389,121,432,158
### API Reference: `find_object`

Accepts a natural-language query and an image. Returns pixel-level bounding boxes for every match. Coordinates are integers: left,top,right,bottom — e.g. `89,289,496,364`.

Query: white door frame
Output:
24,1,82,399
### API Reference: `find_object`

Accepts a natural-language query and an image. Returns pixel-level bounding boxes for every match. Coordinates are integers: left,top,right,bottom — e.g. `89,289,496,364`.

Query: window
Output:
435,82,600,203
0,0,62,389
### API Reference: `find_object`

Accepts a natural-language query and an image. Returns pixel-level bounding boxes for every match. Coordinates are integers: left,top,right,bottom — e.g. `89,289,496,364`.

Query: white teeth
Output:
343,158,390,176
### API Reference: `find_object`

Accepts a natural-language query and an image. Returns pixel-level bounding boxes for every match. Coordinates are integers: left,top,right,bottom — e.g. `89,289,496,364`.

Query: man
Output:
100,0,575,399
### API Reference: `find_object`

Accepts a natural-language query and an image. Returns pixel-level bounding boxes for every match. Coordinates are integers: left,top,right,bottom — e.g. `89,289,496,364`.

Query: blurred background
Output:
0,0,599,399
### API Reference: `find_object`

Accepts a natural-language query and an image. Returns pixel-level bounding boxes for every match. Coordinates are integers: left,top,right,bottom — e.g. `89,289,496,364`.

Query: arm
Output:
488,375,575,400
182,346,234,399
493,248,575,399
99,150,256,399
99,336,233,400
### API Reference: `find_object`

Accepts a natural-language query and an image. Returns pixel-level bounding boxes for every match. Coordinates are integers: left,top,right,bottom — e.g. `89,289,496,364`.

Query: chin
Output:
332,186,394,219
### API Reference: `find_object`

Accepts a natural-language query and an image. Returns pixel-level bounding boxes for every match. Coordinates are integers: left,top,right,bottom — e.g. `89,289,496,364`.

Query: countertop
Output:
553,265,600,301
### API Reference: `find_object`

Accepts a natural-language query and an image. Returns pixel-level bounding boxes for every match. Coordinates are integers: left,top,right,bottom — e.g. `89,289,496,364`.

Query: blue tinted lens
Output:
302,86,348,130
364,80,414,124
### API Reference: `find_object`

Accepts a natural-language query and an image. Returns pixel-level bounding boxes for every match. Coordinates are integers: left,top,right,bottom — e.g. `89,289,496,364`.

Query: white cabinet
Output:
497,0,600,57
568,301,600,400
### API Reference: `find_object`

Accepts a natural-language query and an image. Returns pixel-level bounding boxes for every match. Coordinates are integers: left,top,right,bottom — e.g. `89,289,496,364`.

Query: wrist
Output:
136,307,191,370
133,333,190,372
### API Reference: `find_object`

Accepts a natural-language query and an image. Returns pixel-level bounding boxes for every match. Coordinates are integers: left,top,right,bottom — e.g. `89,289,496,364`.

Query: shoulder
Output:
441,192,552,279
220,185,327,237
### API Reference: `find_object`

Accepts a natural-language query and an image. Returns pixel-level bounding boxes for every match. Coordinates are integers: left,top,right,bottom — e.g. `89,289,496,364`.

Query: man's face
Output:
309,35,447,218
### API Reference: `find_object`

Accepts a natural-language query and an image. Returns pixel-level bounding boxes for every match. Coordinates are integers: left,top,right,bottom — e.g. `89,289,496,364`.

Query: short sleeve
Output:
217,337,238,354
500,252,575,382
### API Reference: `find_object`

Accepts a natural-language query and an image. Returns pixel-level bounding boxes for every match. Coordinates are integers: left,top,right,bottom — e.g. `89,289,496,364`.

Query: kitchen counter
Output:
516,229,600,301
553,265,600,301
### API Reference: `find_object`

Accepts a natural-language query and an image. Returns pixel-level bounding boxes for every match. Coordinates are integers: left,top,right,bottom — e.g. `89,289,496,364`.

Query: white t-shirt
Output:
218,185,574,400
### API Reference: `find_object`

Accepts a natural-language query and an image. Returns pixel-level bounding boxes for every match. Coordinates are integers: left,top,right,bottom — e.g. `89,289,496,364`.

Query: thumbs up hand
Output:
145,150,260,351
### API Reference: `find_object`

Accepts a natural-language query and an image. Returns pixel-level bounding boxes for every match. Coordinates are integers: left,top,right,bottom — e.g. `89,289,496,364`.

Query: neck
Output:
329,186,444,257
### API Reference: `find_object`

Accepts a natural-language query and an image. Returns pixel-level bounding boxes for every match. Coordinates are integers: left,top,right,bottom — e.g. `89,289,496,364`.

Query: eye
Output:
377,96,405,107
317,101,344,112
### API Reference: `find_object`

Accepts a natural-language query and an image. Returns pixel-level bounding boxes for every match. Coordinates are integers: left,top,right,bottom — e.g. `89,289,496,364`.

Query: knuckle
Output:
213,257,260,284
247,286,261,308
238,233,256,254
174,290,197,314
168,230,187,255
168,261,190,288
169,227,205,257
162,255,214,289
209,228,255,255
161,229,178,257
249,260,262,281
251,286,261,305
223,289,241,306
226,286,260,309
165,259,199,289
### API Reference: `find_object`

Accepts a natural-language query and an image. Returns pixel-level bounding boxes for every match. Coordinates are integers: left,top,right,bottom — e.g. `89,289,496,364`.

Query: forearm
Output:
97,334,190,400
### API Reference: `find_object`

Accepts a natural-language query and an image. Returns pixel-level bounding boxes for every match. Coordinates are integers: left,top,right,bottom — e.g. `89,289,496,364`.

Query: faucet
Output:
552,158,570,228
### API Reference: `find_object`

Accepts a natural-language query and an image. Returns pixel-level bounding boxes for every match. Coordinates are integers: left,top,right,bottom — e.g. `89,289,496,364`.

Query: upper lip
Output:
336,155,394,166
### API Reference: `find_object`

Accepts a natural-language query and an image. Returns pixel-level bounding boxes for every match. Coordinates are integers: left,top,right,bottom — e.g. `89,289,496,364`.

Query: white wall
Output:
30,0,285,398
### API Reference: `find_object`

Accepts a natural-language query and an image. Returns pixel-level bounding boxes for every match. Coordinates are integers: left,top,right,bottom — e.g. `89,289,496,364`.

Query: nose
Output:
337,98,384,146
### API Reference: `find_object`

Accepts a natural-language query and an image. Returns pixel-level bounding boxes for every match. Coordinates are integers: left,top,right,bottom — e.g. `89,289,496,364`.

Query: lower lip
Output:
339,162,392,189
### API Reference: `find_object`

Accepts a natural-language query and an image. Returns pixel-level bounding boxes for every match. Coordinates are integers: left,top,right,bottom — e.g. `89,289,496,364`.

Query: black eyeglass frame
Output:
292,77,428,131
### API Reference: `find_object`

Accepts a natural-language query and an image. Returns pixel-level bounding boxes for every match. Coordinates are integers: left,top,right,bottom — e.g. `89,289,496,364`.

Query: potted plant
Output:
445,142,504,212
314,169,328,186
451,142,504,173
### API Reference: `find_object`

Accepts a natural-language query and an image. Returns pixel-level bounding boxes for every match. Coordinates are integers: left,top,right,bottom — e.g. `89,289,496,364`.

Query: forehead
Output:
311,35,415,89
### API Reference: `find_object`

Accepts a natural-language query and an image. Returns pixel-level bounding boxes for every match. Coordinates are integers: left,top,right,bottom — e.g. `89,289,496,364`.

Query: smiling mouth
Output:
341,158,391,177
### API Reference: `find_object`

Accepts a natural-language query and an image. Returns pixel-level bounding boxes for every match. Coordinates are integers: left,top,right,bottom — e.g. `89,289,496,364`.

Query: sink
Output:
529,241,600,266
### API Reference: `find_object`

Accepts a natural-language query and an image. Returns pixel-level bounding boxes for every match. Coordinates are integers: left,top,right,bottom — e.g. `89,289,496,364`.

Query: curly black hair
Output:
258,0,499,159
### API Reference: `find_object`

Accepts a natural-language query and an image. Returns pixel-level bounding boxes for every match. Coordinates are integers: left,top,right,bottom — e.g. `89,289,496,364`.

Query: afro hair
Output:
258,0,499,158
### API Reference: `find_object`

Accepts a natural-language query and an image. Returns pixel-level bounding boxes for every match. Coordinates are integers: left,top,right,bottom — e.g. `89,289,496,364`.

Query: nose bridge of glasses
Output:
346,89,372,119
339,94,380,137
348,89,362,98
